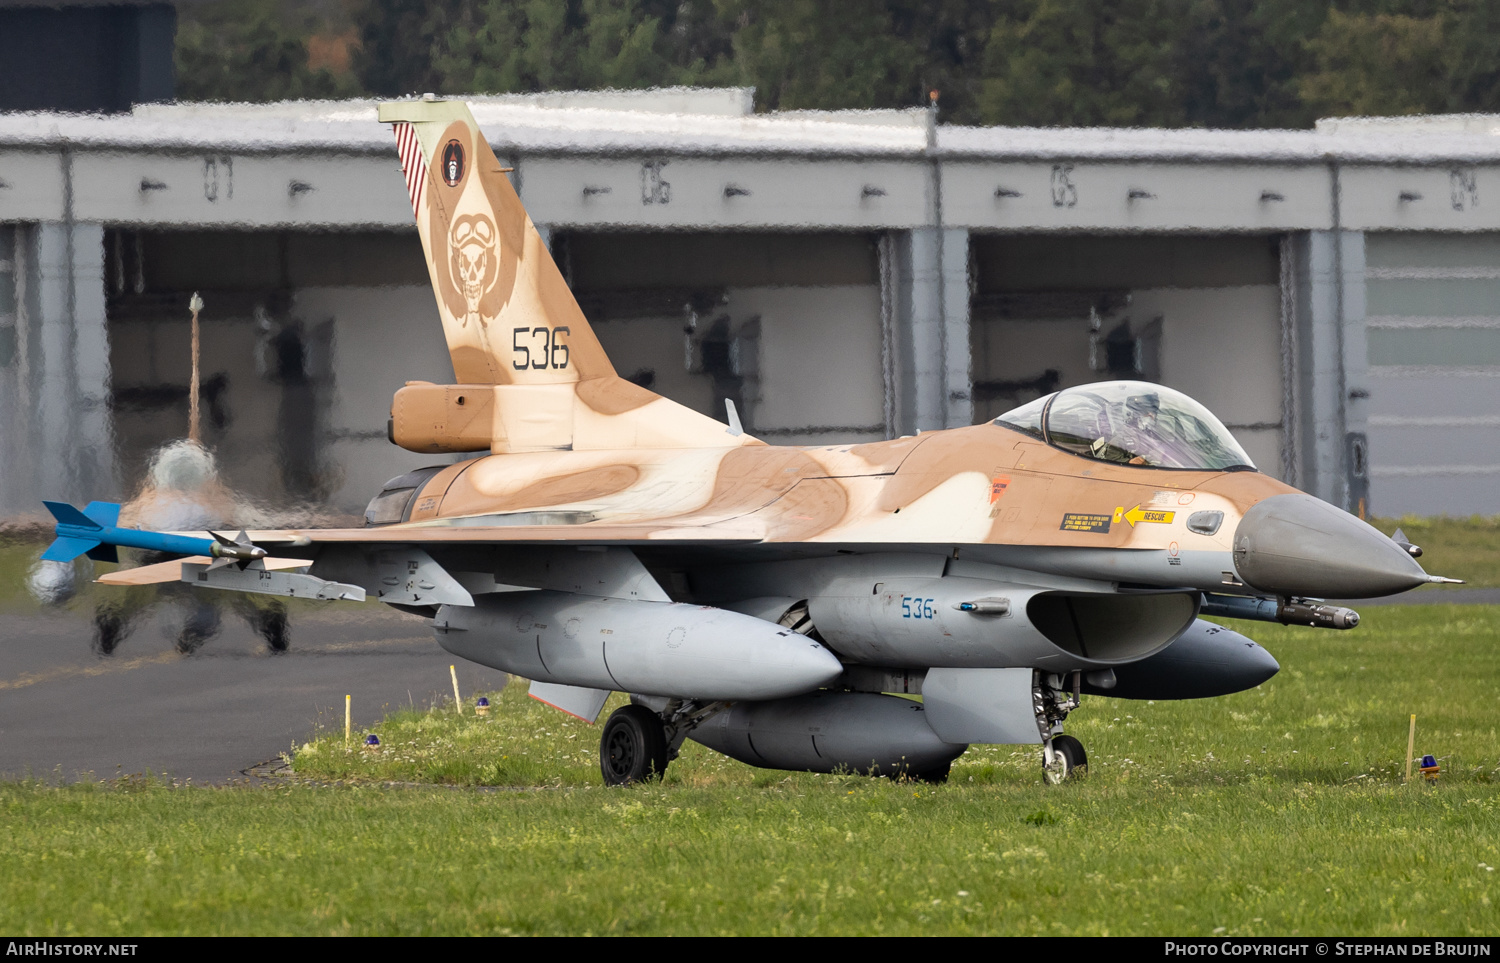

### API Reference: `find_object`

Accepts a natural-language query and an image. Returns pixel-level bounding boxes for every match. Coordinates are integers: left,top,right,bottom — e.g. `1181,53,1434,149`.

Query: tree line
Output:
175,0,1500,128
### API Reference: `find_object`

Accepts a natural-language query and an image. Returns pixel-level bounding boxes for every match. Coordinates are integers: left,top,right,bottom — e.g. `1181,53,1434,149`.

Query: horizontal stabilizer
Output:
40,536,101,563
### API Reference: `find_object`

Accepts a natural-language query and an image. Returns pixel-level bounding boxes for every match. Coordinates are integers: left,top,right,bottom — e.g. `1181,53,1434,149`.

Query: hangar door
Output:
1365,233,1500,516
559,231,885,446
969,234,1288,480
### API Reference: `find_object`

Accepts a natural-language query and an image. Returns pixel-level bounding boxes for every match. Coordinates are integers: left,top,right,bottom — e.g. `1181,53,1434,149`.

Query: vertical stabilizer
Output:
379,98,762,453
378,99,614,386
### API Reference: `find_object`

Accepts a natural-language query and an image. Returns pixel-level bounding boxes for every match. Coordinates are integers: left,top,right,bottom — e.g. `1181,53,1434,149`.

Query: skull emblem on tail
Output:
448,213,498,327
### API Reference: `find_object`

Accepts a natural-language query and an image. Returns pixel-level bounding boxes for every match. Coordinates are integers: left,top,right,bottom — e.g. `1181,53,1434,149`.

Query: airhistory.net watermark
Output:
5,944,137,956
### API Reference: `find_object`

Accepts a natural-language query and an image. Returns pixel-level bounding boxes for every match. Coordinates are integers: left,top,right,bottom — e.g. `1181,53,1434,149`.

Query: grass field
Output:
2,603,1498,935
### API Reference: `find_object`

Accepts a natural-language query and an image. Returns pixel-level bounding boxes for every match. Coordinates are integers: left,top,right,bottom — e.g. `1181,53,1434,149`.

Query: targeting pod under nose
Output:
1232,493,1430,599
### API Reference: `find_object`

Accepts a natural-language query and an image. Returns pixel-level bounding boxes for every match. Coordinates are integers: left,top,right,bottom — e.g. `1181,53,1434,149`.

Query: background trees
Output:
173,0,1500,128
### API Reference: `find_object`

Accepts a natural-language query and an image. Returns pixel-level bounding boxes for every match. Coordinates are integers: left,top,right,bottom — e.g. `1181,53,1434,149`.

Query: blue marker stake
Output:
40,501,266,564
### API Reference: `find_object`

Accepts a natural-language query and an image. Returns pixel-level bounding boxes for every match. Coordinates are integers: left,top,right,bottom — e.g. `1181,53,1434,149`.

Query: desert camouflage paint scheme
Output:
86,99,1439,785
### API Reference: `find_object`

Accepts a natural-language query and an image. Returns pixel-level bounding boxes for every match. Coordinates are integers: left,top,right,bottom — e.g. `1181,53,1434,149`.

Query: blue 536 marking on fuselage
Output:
900,597,937,619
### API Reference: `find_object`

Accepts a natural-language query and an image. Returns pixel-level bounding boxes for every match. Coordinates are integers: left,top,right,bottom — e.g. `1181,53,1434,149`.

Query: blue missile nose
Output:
1232,494,1430,599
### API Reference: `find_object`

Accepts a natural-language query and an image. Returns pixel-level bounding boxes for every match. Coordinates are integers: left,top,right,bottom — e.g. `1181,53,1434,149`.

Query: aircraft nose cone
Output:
1233,493,1429,599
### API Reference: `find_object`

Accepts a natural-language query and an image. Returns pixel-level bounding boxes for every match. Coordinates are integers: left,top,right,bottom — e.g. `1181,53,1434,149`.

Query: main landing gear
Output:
599,698,727,786
600,705,667,785
1037,671,1088,785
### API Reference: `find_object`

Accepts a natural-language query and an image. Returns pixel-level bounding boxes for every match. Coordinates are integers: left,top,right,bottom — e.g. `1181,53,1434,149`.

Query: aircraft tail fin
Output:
377,98,613,387
378,98,761,453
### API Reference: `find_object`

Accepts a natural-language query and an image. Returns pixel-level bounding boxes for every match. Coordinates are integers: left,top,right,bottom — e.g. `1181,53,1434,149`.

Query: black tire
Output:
911,761,952,784
1042,734,1088,785
176,600,222,654
93,607,130,655
600,705,668,786
255,604,290,652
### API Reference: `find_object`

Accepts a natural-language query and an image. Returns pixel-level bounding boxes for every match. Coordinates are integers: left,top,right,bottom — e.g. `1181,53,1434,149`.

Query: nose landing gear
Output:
1037,671,1088,784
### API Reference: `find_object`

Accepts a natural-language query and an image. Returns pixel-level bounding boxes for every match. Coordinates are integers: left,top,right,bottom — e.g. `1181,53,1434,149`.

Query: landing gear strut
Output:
1036,671,1087,784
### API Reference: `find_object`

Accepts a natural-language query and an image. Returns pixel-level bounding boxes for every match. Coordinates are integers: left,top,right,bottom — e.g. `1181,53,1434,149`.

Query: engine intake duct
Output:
1026,591,1199,662
688,691,967,777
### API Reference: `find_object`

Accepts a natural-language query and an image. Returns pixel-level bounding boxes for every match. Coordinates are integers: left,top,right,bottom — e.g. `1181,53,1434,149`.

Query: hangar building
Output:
1,89,1496,519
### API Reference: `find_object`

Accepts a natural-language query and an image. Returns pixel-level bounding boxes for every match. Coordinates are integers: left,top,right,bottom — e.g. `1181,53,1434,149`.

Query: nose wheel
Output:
1042,734,1088,784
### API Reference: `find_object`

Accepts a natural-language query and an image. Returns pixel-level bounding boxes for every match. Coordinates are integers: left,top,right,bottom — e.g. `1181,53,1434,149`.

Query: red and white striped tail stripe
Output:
393,122,427,218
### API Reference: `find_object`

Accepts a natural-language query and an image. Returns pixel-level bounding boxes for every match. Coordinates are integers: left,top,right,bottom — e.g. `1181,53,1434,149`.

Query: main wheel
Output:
911,761,952,784
600,705,668,786
254,604,290,652
93,607,129,655
1042,735,1088,785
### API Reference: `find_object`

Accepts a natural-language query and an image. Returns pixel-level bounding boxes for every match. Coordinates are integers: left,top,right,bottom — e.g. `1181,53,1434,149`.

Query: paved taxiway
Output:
0,601,508,784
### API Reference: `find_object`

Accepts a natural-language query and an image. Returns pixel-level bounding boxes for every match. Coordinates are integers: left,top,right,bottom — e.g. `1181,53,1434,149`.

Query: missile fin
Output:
84,543,119,564
43,501,102,531
40,536,102,562
83,502,121,529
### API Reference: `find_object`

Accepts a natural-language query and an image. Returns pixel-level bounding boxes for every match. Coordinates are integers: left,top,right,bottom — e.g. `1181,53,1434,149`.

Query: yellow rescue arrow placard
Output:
1113,504,1176,527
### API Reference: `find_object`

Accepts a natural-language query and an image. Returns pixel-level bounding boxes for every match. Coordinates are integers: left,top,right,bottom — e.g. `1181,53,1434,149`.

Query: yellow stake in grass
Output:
450,665,463,714
345,694,352,749
1405,714,1417,784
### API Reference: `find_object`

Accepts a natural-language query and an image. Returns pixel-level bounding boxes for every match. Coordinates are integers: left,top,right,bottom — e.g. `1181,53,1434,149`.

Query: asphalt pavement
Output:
0,598,509,784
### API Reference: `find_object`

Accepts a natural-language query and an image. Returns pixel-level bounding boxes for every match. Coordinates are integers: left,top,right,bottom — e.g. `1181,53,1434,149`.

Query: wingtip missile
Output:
41,501,264,565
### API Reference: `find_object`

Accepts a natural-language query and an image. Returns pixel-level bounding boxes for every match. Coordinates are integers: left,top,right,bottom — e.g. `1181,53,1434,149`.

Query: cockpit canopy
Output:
995,381,1256,471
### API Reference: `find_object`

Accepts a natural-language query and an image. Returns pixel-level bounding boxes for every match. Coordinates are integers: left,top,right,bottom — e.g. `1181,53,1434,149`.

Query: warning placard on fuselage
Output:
1060,513,1112,533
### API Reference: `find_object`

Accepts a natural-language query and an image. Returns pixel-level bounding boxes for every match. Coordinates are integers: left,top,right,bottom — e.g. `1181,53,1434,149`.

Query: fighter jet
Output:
43,98,1454,786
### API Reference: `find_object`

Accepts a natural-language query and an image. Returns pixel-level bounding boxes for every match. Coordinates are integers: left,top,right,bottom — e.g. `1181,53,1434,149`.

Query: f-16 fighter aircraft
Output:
44,98,1456,786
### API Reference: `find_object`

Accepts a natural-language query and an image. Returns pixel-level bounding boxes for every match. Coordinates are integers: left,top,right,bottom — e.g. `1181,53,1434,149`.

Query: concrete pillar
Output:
1286,229,1367,512
0,221,116,517
880,227,972,436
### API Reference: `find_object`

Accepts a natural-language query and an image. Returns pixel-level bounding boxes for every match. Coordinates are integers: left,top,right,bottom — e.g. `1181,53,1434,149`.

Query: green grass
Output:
2,604,1499,935
291,604,1500,790
1369,516,1500,589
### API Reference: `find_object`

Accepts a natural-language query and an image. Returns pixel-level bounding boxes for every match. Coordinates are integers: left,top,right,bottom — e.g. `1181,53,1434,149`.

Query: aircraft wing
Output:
239,520,767,546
